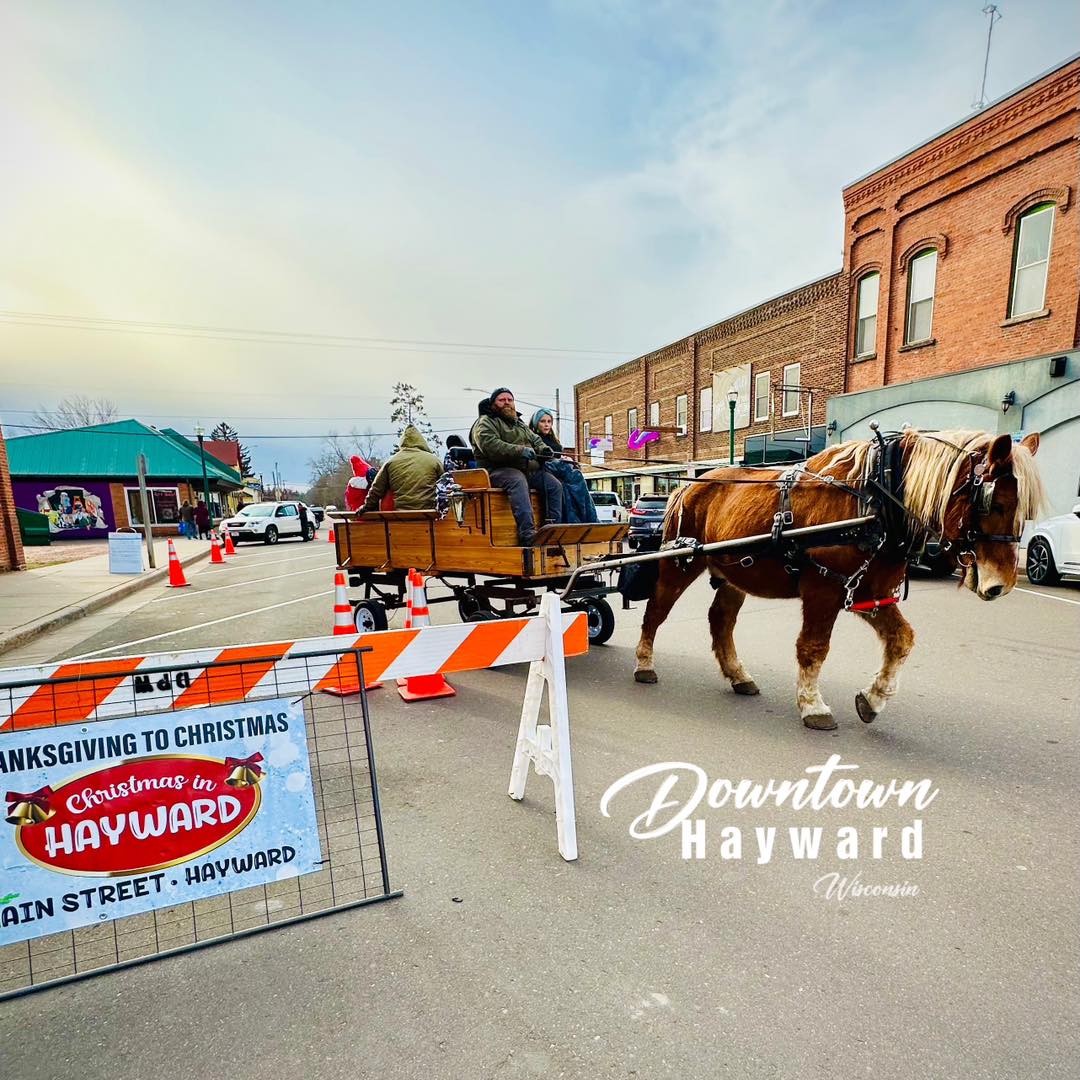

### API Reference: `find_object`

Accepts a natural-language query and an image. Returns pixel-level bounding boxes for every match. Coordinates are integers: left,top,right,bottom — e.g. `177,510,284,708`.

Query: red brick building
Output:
843,55,1078,390
575,272,847,499
575,55,1079,510
0,427,26,571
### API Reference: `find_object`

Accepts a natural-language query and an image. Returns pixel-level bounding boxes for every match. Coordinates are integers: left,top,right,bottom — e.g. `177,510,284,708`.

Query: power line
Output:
0,422,467,439
0,309,630,357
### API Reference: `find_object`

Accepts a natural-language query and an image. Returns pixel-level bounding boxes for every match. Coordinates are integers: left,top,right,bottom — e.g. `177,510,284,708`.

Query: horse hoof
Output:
855,692,877,724
803,712,837,731
732,681,760,696
634,669,658,684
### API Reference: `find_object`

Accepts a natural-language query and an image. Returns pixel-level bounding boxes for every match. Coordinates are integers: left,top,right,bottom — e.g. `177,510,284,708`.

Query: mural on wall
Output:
13,481,114,538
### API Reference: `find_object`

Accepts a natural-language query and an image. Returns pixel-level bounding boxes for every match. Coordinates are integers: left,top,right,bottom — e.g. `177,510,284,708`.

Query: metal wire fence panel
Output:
0,649,399,999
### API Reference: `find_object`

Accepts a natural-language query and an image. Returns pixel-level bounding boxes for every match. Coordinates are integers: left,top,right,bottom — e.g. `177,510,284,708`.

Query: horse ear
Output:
987,433,1013,471
1020,432,1040,456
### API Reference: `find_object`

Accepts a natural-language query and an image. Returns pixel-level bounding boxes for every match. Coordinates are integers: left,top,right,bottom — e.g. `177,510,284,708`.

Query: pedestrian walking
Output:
194,499,211,540
179,499,195,539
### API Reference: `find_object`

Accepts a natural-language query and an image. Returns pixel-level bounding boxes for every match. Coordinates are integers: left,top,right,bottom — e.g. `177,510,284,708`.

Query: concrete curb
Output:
0,547,212,658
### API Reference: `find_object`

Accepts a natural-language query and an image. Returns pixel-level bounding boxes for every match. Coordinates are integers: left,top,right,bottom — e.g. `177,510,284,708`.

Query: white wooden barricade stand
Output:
508,592,578,861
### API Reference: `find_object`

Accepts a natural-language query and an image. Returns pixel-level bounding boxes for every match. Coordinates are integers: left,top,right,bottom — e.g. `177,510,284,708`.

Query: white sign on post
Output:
589,435,613,466
712,363,752,430
108,530,145,575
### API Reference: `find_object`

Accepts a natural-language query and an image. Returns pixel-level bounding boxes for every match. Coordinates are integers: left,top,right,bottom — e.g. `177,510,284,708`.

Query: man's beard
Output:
497,405,517,421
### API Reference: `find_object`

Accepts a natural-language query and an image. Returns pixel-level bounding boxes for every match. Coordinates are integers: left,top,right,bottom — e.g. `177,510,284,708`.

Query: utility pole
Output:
555,388,561,444
136,452,156,568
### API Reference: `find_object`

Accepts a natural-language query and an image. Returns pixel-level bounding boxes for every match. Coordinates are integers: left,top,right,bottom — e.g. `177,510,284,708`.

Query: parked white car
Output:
222,501,316,544
1025,503,1080,585
591,491,628,523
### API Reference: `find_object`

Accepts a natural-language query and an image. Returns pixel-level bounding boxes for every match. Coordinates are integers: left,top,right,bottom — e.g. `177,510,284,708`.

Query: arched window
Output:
1010,203,1055,318
904,249,937,344
854,272,880,358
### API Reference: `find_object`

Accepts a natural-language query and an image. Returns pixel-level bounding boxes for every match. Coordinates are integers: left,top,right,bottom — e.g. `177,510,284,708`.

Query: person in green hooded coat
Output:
360,425,444,512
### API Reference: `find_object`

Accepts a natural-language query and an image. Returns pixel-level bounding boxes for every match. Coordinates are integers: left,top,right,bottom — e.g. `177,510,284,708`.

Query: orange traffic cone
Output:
166,538,190,588
398,572,455,701
327,524,336,544
332,571,353,635
323,571,380,694
210,532,225,565
223,529,237,556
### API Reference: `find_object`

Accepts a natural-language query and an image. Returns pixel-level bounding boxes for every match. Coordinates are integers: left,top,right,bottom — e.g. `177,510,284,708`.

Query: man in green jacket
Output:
469,387,563,546
360,425,443,512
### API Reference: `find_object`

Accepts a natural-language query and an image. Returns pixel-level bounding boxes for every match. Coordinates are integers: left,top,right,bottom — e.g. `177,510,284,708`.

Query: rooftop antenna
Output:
973,4,1002,110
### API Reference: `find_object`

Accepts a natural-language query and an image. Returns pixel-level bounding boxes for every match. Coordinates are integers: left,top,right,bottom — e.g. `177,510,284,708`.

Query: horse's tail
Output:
662,484,689,542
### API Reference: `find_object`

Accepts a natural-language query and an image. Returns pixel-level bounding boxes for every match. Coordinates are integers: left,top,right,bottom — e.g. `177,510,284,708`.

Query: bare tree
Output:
31,395,119,431
305,427,387,507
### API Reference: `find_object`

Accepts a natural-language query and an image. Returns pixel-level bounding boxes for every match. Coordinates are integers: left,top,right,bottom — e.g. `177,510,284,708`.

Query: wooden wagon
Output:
330,468,630,644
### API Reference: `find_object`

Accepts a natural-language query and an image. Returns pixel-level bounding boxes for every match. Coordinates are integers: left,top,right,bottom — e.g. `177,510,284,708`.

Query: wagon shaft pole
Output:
559,515,878,599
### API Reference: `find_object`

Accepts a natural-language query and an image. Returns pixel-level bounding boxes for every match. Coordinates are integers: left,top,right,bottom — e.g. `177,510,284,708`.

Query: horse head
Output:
934,431,1043,601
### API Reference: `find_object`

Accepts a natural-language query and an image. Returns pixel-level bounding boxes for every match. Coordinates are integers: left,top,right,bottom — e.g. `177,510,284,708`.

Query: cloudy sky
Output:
2,1,1076,486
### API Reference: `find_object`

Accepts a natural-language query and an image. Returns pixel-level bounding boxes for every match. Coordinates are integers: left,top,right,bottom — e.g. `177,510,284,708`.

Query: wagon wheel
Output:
576,597,615,646
464,609,500,623
353,600,388,633
457,591,494,623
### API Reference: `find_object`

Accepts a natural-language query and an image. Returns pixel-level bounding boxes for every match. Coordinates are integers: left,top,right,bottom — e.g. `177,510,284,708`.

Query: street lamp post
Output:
194,423,212,519
727,388,738,466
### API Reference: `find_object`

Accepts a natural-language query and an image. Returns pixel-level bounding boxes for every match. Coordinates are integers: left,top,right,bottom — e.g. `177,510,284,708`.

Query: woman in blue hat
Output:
528,408,599,524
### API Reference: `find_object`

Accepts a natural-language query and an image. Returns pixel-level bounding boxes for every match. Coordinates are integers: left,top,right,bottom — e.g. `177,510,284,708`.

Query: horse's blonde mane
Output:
812,428,1046,538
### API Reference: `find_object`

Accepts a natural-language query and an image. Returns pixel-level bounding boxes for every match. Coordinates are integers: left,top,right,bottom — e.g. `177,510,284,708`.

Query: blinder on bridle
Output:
961,455,1022,546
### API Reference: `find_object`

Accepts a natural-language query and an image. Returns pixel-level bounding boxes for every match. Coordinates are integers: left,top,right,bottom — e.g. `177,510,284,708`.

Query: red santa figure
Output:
345,455,373,513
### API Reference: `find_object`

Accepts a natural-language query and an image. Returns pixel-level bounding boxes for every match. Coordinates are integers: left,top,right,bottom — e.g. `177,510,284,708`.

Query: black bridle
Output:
865,430,1024,566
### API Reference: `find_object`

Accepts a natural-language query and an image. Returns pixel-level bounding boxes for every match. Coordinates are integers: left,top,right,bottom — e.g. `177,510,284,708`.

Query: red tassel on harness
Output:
849,597,900,612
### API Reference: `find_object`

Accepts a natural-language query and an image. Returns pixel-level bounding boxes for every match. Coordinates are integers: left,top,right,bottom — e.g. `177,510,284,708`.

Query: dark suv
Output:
627,493,669,549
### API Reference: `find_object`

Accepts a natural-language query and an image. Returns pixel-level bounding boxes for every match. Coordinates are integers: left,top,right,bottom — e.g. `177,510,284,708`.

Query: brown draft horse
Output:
633,429,1045,730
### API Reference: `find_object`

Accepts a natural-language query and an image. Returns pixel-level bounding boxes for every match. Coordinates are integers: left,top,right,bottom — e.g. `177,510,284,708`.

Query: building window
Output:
905,249,937,344
1010,203,1055,318
654,472,685,495
125,486,181,526
649,401,660,427
582,421,590,449
754,371,770,421
782,363,801,417
628,407,638,433
855,272,879,357
699,386,713,432
675,394,688,435
604,415,613,435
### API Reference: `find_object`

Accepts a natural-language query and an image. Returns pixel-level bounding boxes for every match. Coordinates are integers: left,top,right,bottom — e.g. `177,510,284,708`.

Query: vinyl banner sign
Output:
0,698,321,946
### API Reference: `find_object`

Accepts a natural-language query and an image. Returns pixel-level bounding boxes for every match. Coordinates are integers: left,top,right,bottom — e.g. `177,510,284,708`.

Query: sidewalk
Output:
0,538,211,657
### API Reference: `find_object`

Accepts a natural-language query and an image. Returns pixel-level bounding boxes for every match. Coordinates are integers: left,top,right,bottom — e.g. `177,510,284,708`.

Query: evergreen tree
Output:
389,383,440,453
209,421,253,476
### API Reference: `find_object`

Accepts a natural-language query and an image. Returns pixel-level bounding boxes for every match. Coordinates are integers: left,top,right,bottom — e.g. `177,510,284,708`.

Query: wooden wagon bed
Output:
328,468,629,641
331,468,628,580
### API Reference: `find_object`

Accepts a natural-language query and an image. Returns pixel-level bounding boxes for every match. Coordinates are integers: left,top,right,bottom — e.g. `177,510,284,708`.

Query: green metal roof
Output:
6,420,243,485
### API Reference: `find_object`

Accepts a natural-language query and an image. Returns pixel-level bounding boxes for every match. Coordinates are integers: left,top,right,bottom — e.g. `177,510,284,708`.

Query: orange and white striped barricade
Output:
0,605,589,860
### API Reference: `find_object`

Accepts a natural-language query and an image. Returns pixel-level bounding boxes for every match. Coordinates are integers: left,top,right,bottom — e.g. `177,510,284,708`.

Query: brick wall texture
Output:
575,56,1079,468
0,429,26,571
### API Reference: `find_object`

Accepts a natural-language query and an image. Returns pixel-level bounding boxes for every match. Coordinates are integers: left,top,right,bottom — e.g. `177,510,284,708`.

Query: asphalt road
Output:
2,539,1078,1079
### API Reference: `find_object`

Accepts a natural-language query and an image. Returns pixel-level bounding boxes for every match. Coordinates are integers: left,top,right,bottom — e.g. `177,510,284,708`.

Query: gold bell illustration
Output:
224,753,265,788
5,786,56,826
